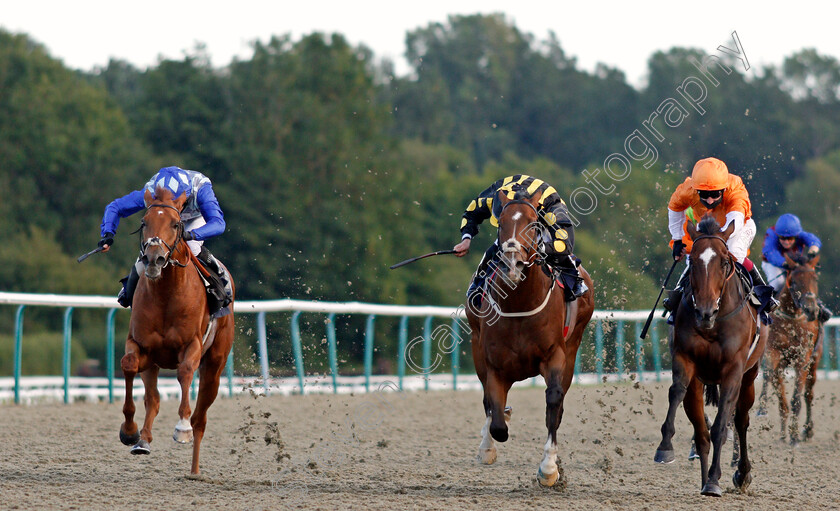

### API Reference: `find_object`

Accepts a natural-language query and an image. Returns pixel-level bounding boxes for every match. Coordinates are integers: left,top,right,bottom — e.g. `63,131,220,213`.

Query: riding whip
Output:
77,246,105,263
390,249,457,270
640,258,680,339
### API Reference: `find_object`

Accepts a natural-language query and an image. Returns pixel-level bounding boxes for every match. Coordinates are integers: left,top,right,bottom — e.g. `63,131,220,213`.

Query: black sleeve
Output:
460,177,507,238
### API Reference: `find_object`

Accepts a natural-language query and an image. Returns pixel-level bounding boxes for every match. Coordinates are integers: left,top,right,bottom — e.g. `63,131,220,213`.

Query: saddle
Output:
190,252,232,318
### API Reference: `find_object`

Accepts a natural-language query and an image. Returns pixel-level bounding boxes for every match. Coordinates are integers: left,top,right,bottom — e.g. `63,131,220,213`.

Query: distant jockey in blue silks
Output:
97,166,232,316
761,213,831,322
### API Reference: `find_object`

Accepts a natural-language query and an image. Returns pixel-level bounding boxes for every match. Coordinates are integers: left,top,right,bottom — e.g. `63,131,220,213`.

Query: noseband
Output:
139,203,188,269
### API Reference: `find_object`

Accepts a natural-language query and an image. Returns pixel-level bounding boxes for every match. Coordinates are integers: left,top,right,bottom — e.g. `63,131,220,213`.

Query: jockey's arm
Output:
762,228,787,268
99,190,146,248
799,230,821,253
722,211,745,233
188,185,226,241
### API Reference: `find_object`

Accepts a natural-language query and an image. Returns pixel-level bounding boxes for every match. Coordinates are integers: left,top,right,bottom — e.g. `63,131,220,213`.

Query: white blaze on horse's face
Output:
501,237,525,284
698,247,716,272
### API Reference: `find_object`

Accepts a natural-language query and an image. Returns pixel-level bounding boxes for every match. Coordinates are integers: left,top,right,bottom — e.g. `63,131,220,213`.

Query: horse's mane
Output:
790,252,809,266
697,216,720,236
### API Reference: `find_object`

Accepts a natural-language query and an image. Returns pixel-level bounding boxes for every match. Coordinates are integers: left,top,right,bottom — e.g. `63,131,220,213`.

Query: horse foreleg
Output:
789,354,811,445
132,366,160,454
703,365,743,497
655,353,693,464
174,340,202,445
732,364,758,493
119,338,143,447
767,354,789,441
537,353,567,487
484,370,511,444
803,343,821,441
683,378,710,487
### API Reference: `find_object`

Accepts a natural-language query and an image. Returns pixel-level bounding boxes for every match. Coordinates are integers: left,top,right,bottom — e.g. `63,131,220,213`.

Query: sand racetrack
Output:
2,377,840,510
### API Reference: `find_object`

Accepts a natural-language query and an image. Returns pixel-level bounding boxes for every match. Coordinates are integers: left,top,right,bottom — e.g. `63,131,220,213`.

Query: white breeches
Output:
761,261,786,293
184,217,205,256
726,218,756,263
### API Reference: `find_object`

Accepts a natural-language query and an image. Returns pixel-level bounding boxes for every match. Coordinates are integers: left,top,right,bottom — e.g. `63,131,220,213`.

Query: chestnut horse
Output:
757,253,823,444
119,187,235,475
465,191,594,487
654,215,767,497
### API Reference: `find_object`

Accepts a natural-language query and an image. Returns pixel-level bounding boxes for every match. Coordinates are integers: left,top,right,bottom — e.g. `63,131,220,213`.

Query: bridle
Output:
688,234,742,321
497,199,546,269
139,203,188,269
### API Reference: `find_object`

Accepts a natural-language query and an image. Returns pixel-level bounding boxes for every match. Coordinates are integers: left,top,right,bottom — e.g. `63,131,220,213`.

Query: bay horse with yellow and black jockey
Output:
465,190,594,487
757,252,823,444
654,214,768,496
119,186,235,475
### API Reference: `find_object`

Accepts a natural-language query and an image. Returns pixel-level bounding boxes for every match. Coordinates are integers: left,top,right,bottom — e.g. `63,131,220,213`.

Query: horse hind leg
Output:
803,354,819,441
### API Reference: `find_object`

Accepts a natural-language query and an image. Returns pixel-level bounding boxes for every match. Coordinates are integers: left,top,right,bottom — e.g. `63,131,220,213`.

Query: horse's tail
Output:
705,384,719,407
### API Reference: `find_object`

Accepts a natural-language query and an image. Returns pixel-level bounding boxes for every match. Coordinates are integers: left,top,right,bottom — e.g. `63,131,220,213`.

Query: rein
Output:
139,203,188,269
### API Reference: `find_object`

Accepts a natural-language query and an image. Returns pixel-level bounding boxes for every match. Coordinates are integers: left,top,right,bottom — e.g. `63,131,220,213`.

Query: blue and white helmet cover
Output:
151,166,192,199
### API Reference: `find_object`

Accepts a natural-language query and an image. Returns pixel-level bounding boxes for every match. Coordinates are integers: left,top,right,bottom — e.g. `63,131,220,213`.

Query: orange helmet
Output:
691,157,729,191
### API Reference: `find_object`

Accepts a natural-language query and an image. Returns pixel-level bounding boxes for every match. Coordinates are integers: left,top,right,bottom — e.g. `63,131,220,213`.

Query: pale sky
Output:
3,1,839,86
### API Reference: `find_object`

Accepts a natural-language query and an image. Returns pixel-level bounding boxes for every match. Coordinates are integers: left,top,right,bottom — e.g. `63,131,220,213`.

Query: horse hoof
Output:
733,470,752,491
701,482,722,497
688,442,699,461
130,439,151,455
537,467,560,487
654,449,675,464
173,419,194,444
478,448,497,465
489,426,508,443
120,429,140,446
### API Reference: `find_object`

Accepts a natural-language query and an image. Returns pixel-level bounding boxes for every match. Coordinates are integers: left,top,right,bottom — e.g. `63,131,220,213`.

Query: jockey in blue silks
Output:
761,213,831,322
98,166,232,316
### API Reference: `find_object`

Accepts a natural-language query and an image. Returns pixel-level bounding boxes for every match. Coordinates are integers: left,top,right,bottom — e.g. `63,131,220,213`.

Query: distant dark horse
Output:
119,187,235,475
465,190,594,487
654,215,767,496
757,253,823,444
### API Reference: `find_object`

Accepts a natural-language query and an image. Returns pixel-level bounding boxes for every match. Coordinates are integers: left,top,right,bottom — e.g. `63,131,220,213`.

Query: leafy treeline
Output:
2,13,840,318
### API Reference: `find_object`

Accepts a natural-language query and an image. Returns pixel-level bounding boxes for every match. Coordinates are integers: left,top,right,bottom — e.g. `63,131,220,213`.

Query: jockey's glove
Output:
99,233,114,248
672,240,686,260
808,245,819,258
183,230,194,241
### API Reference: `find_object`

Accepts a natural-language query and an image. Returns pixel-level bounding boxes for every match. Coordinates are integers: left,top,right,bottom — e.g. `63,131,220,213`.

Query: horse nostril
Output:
156,256,166,267
141,255,149,266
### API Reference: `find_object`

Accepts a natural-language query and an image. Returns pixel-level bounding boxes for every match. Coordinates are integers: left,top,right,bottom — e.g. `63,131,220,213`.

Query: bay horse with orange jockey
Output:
119,187,235,475
465,190,594,487
654,215,768,496
757,252,823,444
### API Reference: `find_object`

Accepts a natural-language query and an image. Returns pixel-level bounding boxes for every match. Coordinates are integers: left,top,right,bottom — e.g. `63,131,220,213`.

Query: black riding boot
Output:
748,266,779,314
663,266,689,314
117,263,140,308
550,255,587,302
197,246,232,314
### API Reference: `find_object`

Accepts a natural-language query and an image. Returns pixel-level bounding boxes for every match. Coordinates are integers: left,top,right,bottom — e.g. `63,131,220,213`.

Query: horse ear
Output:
686,220,699,241
497,189,510,206
809,253,820,268
784,253,797,269
529,189,544,207
173,192,188,211
143,188,153,207
720,219,736,241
